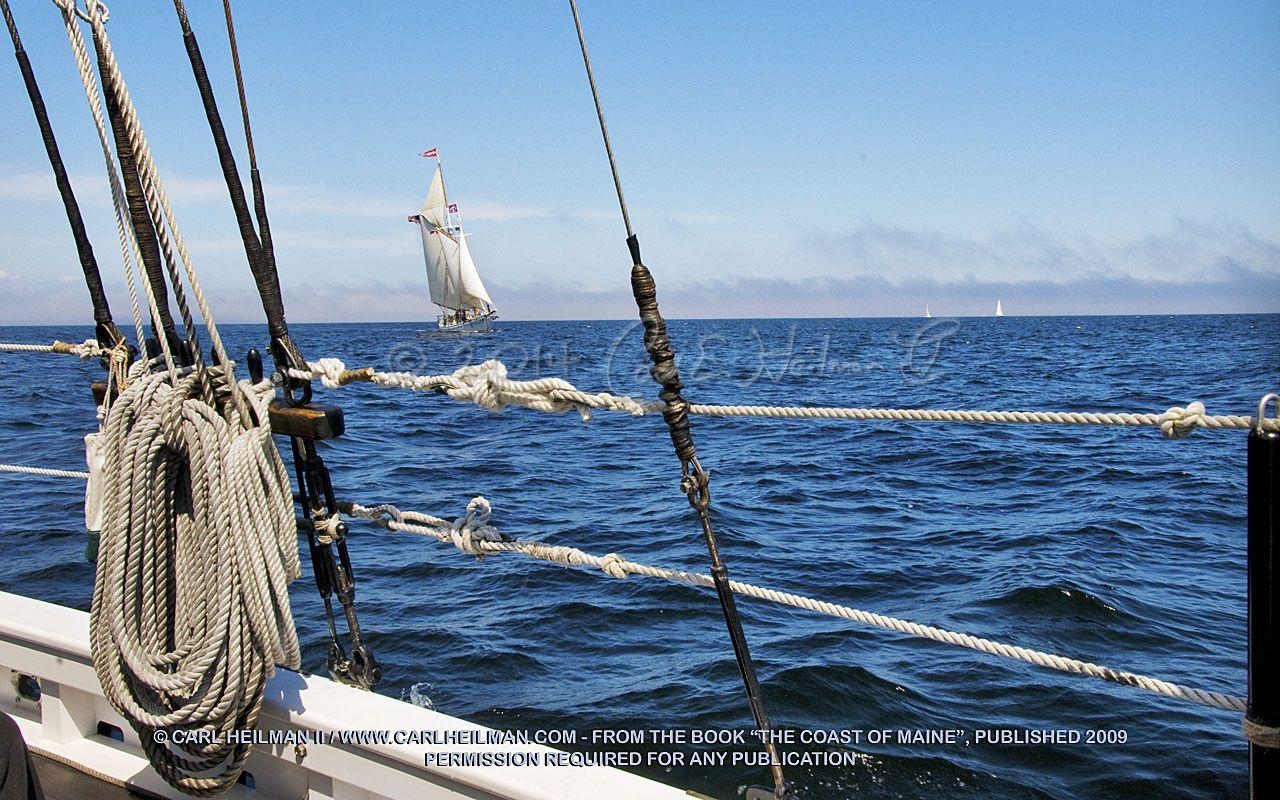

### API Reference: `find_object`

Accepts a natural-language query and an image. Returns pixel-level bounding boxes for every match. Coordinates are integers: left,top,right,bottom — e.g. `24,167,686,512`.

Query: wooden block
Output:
267,401,345,440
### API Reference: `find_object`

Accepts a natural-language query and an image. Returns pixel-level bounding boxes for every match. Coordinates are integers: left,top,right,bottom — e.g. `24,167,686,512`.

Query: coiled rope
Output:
344,498,1247,714
92,368,299,795
41,2,299,793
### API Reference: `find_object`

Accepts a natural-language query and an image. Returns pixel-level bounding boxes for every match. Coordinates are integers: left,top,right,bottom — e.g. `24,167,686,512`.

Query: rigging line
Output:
81,0,253,421
55,1,159,368
221,0,274,265
567,3,791,797
568,0,632,239
170,0,375,688
1,0,120,347
56,1,179,381
337,497,1248,714
90,15,208,398
0,457,1254,716
88,20,180,349
170,0,290,353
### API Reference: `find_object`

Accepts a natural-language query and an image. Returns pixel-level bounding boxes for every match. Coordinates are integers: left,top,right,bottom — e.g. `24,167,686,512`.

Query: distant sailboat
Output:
925,306,932,318
995,299,1004,317
409,152,498,332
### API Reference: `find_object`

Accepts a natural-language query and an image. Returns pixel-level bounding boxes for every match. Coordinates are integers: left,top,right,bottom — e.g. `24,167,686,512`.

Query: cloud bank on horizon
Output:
0,2,1276,325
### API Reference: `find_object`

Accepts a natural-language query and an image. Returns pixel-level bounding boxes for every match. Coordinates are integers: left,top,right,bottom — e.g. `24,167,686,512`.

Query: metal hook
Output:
1257,393,1279,434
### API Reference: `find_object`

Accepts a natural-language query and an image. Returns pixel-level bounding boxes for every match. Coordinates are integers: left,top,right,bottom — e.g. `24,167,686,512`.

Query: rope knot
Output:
306,358,349,389
449,361,508,411
314,513,343,545
599,552,629,579
448,496,507,557
1160,402,1206,438
362,503,405,527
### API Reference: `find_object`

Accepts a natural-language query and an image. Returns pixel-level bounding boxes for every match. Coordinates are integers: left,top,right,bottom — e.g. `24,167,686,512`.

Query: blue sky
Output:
1,0,1277,323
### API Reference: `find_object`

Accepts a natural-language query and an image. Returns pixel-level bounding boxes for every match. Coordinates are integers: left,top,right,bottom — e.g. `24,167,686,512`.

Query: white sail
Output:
419,165,449,229
416,221,451,307
925,306,931,318
418,223,463,308
457,234,493,308
995,299,1004,317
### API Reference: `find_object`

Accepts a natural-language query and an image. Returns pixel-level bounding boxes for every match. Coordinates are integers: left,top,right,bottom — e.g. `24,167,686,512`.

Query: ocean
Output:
0,314,1276,799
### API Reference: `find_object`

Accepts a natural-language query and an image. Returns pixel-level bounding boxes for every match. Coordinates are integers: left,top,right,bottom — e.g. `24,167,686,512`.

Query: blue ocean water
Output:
0,314,1276,800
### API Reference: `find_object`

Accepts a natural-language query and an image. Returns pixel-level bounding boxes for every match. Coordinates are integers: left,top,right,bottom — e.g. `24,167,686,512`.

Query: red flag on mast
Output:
419,148,438,158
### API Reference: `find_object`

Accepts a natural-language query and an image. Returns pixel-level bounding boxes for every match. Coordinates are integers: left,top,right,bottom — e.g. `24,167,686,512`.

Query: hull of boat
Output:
0,590,687,800
438,311,497,333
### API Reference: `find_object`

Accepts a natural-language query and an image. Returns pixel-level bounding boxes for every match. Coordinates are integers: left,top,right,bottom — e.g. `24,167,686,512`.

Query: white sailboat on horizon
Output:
925,305,932,318
409,151,498,332
995,299,1004,317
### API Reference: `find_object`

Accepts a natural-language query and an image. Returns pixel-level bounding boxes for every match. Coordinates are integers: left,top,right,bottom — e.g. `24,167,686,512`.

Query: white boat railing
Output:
0,591,694,800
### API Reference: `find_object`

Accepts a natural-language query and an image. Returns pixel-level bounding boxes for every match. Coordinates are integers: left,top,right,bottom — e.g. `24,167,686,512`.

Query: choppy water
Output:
1,314,1276,799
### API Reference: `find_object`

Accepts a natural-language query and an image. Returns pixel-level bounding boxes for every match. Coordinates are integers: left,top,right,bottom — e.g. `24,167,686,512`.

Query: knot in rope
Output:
314,512,343,546
358,503,405,527
448,496,508,556
51,0,98,24
51,338,104,359
442,360,647,421
449,360,510,412
300,357,374,389
1160,402,1207,438
599,552,630,579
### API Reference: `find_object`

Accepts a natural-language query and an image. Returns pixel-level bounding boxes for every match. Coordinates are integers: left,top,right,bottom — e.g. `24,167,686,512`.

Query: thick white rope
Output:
346,498,1246,714
91,370,299,795
0,340,103,357
0,459,1251,715
13,347,1277,436
288,357,1277,437
681,401,1280,438
290,358,647,420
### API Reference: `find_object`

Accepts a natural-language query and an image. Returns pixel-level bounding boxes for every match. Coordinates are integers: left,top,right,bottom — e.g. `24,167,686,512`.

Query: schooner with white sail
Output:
409,150,498,332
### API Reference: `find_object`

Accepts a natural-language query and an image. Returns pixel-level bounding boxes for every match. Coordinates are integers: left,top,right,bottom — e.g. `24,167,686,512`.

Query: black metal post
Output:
1248,402,1279,799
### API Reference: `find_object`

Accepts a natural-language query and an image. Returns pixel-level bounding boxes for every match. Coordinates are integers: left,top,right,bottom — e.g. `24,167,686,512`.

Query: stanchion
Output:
1247,394,1279,799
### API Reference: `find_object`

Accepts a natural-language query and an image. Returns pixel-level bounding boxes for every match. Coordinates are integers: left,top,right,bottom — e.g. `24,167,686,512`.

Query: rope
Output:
90,369,299,796
0,463,90,479
0,339,103,357
55,0,151,360
13,345,1277,437
682,400,1280,437
0,458,1251,717
290,358,647,420
287,357,1277,437
1,0,117,335
345,498,1247,714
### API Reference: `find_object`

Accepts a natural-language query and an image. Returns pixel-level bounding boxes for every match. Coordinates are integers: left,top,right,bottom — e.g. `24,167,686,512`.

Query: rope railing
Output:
0,463,91,479
8,345,1277,436
0,463,1251,713
0,339,103,358
338,496,1246,713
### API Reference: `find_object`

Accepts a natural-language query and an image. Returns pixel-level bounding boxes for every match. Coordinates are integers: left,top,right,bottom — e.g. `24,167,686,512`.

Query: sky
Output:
1,0,1277,324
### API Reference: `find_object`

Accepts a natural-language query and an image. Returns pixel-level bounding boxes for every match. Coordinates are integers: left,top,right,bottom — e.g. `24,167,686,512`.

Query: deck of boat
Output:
33,753,156,800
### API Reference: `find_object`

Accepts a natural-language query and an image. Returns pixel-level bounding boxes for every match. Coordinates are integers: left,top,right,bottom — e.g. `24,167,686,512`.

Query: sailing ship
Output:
925,305,932,318
995,299,1004,317
409,152,498,332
